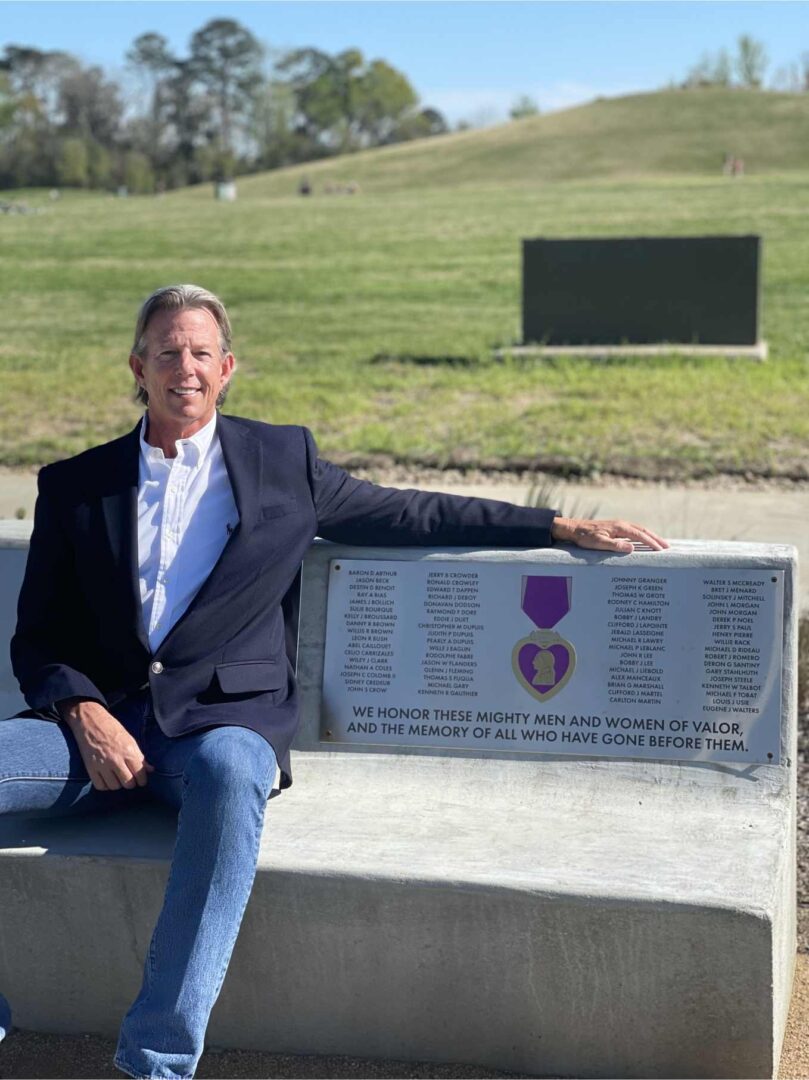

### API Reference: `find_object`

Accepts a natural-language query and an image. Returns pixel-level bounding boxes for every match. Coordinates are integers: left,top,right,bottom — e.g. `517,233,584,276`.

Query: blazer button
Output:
151,661,164,674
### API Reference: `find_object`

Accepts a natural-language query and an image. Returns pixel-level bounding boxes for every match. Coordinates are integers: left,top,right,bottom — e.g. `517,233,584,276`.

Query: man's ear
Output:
221,352,236,384
129,353,146,387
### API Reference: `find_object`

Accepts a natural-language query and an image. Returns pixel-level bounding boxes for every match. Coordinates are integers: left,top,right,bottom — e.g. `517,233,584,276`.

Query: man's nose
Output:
176,348,195,373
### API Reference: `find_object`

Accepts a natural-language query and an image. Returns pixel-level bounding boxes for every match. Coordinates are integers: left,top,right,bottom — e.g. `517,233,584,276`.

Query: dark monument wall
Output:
522,236,761,346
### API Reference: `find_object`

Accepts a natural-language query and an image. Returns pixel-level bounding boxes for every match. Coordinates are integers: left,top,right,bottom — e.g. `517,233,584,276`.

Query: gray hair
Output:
131,284,235,407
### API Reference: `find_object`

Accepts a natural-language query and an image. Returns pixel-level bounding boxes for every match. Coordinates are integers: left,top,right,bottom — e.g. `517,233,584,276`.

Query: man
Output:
0,284,666,1078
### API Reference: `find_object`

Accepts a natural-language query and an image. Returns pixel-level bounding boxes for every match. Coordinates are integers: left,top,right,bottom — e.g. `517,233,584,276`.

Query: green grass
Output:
194,88,809,194
2,90,809,475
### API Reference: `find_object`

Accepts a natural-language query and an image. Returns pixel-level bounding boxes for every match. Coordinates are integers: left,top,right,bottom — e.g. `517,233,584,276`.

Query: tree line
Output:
681,34,809,93
0,18,451,192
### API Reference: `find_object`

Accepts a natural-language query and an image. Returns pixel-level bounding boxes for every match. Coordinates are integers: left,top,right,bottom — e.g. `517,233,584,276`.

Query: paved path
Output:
3,470,807,606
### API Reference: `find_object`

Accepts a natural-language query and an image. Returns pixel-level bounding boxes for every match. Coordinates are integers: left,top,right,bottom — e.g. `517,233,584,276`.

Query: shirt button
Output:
151,661,164,674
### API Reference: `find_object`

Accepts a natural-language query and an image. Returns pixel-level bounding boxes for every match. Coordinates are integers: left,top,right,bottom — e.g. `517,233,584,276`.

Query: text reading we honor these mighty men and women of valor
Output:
321,560,783,765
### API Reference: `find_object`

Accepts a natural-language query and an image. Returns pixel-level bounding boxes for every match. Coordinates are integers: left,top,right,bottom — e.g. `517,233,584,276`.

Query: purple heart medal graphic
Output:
511,576,576,702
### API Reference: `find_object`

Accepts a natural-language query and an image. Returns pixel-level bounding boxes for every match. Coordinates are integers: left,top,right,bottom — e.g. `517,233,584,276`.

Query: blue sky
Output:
2,1,807,123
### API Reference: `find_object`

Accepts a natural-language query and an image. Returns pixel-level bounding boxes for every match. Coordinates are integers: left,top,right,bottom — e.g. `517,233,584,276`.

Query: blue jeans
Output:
0,693,277,1080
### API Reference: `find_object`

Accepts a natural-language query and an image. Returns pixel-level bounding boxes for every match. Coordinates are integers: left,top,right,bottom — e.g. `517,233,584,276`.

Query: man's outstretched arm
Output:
304,428,667,553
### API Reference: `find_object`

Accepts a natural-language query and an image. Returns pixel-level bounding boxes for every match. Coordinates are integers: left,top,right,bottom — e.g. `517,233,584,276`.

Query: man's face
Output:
129,307,234,438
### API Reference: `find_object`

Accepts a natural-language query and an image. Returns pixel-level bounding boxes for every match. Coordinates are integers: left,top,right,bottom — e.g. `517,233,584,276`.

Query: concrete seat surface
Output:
1,750,785,906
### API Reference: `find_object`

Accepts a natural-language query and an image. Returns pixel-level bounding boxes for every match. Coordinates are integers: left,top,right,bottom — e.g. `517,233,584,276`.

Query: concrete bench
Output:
0,528,798,1079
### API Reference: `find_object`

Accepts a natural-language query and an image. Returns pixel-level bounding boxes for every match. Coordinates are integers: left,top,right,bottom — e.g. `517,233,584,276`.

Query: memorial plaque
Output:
321,560,783,765
522,235,761,346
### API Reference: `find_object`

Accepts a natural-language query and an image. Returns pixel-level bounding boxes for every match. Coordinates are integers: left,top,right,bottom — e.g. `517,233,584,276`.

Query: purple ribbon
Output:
521,576,572,629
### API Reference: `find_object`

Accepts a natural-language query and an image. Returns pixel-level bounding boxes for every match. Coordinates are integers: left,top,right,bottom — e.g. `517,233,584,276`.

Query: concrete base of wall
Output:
0,747,795,1079
495,342,769,361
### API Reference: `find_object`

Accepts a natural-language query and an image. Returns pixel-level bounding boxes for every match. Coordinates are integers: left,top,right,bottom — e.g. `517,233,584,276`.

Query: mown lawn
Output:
1,169,808,476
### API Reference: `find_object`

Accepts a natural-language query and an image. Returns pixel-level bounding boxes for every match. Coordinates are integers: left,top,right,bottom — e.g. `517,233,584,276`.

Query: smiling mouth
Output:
170,388,201,396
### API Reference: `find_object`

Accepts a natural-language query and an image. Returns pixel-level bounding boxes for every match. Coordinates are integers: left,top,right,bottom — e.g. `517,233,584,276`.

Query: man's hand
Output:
551,516,669,554
58,699,154,791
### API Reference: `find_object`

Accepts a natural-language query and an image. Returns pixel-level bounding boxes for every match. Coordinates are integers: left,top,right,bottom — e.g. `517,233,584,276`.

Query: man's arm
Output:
10,465,109,711
11,466,153,790
303,429,667,552
58,698,153,790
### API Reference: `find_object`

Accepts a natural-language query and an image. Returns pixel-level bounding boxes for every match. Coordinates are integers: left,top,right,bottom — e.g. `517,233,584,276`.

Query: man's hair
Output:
131,284,235,407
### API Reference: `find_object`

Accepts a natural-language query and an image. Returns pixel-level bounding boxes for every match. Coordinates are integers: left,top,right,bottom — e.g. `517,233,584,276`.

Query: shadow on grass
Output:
368,352,482,368
369,350,727,372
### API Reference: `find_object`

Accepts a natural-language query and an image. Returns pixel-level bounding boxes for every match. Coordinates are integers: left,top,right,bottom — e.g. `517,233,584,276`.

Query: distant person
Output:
0,284,667,1079
298,176,312,196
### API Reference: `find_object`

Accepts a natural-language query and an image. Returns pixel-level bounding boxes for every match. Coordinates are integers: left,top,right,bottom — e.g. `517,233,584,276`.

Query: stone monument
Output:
0,527,797,1078
510,235,767,360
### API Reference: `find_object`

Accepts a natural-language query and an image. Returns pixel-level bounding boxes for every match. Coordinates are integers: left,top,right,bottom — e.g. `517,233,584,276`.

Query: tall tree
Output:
188,18,264,175
0,45,78,128
277,47,347,145
58,64,122,145
126,32,175,130
278,47,426,151
0,72,15,133
354,59,417,144
249,78,309,168
160,58,217,185
736,35,767,89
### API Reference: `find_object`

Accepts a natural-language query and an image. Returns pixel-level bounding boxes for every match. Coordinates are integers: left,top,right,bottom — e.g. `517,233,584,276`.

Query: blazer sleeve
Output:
303,428,558,548
10,464,108,714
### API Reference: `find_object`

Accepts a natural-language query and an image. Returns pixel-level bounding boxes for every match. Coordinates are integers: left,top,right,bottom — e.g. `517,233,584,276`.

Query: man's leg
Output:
114,721,276,1080
0,713,143,818
0,711,147,1041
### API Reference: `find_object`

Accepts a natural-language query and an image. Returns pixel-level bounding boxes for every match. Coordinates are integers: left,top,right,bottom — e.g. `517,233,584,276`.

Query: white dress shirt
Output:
137,413,239,653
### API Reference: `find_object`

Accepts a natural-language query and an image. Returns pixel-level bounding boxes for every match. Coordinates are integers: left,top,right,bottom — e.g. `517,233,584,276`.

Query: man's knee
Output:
184,727,275,796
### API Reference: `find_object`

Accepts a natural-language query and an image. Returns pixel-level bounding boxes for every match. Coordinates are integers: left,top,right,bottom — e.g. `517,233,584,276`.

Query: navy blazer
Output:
11,415,556,787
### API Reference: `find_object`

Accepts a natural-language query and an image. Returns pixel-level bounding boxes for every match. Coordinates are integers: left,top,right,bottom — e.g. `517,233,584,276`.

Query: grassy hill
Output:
2,89,809,478
202,88,809,197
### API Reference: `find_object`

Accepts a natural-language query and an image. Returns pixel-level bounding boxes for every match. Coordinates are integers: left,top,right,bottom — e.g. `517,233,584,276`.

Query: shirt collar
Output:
139,411,218,468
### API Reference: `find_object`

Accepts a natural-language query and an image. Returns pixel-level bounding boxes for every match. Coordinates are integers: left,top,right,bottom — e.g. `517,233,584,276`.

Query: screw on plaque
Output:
334,564,341,572
325,729,333,737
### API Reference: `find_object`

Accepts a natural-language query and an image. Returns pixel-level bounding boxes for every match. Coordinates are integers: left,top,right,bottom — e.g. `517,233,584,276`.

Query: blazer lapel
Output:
156,415,264,644
99,422,150,653
218,413,262,541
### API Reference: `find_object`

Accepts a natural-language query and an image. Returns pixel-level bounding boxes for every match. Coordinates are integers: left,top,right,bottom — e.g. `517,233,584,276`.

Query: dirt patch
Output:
0,1032,525,1079
799,709,809,953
